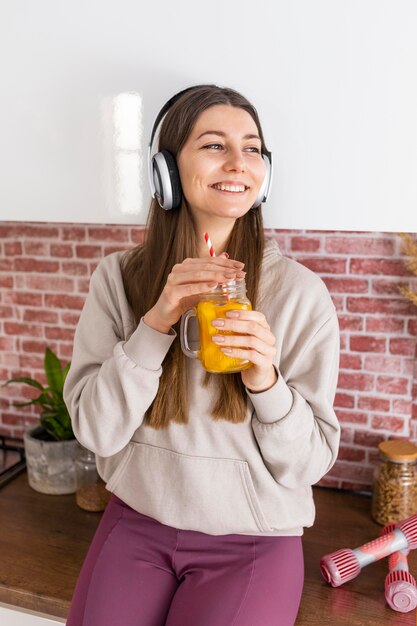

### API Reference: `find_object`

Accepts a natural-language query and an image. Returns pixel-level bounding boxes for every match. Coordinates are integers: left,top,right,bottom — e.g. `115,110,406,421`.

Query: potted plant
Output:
2,347,80,494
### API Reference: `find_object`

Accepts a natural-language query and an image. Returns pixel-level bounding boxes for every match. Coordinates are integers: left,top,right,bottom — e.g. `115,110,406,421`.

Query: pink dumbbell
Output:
320,513,417,587
382,523,417,613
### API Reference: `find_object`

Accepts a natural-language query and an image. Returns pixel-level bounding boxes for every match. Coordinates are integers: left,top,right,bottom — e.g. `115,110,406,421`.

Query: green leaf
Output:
41,413,64,441
2,377,45,391
62,362,71,382
44,347,63,393
13,400,38,408
49,389,63,405
31,390,53,407
41,408,74,441
3,347,74,441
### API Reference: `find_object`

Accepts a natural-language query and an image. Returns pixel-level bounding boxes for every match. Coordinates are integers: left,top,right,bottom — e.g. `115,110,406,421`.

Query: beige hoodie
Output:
64,239,340,536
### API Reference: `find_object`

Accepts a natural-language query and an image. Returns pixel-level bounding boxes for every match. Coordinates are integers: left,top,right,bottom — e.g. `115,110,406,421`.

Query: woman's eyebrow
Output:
195,130,261,141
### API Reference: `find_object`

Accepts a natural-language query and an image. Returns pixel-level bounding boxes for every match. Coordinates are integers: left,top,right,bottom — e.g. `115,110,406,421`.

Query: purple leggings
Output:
67,495,304,626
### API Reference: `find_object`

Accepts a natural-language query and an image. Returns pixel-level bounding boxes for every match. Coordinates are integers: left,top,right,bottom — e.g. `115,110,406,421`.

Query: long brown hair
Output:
121,85,267,429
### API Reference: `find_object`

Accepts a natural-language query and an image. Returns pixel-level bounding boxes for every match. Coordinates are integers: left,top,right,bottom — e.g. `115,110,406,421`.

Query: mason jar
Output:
371,439,417,525
180,279,252,373
75,446,110,512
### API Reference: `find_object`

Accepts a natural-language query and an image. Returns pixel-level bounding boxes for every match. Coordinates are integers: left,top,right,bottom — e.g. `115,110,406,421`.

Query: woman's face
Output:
177,105,266,225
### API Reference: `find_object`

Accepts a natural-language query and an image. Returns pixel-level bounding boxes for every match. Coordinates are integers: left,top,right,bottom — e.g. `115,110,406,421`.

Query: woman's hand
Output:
144,255,246,333
211,310,278,392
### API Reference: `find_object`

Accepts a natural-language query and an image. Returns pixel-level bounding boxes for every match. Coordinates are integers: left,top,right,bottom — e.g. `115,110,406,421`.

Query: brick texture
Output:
1,224,417,494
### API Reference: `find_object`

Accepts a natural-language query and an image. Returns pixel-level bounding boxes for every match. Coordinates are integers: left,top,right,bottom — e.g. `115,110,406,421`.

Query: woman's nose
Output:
223,148,245,172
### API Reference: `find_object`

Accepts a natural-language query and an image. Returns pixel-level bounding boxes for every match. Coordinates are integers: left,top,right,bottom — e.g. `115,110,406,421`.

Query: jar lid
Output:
378,440,417,461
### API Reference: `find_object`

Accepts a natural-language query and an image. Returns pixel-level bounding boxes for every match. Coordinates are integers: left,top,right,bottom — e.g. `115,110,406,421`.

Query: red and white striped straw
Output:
204,231,230,296
204,232,215,257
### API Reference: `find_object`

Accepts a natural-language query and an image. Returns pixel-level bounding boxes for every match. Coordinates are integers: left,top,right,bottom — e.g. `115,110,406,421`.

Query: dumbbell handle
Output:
382,523,417,613
320,513,417,587
383,523,410,569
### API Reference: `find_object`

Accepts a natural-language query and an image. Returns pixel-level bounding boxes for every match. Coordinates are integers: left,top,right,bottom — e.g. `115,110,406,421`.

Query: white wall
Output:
1,0,416,231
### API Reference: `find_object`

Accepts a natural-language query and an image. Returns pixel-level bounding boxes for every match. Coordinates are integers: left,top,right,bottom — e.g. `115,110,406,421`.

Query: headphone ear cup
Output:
151,150,182,211
251,153,272,209
162,150,182,210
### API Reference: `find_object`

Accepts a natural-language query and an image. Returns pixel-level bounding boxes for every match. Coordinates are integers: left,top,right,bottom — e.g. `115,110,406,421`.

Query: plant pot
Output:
23,426,81,495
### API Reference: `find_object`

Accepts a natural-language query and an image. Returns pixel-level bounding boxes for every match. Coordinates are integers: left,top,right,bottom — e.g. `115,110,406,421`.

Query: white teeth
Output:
212,184,246,193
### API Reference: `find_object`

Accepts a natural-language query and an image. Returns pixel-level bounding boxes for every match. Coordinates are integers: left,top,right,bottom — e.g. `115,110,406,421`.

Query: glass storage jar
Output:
75,446,110,512
371,439,417,525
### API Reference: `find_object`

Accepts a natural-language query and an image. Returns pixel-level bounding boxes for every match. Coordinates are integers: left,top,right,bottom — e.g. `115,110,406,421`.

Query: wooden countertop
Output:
0,473,416,625
0,472,99,618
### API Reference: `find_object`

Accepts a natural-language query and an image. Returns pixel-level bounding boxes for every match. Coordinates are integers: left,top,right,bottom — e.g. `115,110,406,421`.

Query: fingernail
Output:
212,335,225,342
226,311,239,318
212,319,225,327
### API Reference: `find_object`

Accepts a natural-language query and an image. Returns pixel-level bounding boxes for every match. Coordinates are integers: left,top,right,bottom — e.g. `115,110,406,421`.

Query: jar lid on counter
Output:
378,439,417,462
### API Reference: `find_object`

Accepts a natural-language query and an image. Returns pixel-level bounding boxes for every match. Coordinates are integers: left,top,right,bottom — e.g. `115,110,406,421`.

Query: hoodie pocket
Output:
105,441,272,535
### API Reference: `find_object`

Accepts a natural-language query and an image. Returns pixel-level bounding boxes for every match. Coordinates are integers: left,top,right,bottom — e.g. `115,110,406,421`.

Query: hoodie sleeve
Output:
248,310,341,489
63,263,176,457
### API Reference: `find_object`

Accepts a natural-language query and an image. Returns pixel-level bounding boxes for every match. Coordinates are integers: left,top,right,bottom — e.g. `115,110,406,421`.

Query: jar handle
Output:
180,308,199,359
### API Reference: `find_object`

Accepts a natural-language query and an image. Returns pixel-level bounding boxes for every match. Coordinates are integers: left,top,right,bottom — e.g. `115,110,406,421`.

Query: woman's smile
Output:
210,181,250,195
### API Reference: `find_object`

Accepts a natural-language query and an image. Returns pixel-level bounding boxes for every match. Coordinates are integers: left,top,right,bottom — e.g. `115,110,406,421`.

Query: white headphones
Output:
148,85,273,211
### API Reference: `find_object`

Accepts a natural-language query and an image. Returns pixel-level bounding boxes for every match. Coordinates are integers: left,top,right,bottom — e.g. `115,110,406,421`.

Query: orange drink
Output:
180,280,253,373
195,298,252,372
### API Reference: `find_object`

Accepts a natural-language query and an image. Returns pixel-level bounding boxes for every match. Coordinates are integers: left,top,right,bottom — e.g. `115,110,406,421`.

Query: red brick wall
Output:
1,222,417,493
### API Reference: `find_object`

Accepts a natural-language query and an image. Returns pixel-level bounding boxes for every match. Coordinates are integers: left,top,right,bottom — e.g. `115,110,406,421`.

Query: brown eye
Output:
202,144,223,150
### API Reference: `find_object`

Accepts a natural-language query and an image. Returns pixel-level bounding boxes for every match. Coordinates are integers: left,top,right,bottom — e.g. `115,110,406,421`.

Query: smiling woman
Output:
63,84,340,626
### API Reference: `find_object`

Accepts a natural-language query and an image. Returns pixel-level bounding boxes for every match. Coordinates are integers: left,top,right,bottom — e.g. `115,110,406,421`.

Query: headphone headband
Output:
148,85,208,151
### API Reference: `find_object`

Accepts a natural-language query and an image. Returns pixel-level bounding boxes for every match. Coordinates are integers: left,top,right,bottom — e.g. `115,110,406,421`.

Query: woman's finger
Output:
164,281,219,301
219,346,272,369
167,268,245,287
211,318,276,346
212,334,276,358
224,309,270,329
177,257,244,270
